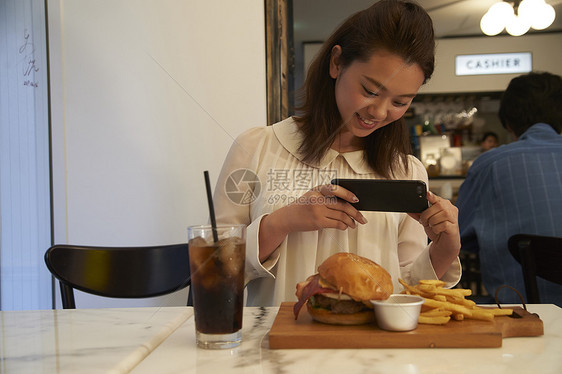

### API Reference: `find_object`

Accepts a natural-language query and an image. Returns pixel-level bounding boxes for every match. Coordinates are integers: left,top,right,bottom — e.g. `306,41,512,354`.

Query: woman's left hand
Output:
408,191,461,278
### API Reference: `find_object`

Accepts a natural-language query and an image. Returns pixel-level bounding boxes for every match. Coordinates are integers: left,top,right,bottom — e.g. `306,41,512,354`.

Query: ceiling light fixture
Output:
480,0,556,36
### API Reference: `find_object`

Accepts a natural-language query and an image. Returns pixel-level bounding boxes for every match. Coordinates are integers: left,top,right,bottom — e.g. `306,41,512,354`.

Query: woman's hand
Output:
282,184,368,232
408,191,461,278
258,184,368,262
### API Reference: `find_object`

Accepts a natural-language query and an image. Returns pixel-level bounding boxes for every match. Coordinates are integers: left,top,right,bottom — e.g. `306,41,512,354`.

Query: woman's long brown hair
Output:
295,0,435,178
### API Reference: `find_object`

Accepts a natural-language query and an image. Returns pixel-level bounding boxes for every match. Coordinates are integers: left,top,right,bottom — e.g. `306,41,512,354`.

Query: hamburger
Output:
293,252,393,325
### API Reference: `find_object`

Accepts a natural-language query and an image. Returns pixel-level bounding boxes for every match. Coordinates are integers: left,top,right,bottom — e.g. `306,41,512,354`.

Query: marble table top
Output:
0,307,192,373
1,304,560,373
133,304,562,374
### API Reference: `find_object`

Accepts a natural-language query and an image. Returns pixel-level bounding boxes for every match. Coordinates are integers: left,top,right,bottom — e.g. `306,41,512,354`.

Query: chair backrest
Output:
508,234,562,304
45,243,192,308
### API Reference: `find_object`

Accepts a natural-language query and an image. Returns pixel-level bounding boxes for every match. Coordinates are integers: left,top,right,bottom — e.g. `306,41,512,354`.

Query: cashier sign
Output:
455,52,532,76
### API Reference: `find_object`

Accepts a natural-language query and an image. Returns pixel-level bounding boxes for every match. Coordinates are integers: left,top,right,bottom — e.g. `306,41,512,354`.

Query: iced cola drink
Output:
188,225,246,349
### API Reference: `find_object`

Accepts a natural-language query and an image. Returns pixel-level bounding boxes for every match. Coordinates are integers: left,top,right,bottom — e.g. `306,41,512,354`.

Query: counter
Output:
1,305,560,373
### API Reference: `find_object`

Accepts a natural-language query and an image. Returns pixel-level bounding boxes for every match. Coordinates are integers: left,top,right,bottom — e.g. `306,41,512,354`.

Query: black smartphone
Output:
330,179,428,213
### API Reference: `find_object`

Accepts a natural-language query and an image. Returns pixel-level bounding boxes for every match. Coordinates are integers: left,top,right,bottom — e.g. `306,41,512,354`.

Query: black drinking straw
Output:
204,170,219,243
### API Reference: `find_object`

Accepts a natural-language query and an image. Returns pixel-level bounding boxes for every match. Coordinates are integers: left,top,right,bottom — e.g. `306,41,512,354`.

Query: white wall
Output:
421,33,562,93
47,0,267,308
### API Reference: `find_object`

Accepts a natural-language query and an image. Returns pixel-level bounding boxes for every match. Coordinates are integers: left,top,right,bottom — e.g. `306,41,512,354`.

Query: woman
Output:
214,0,461,306
480,131,499,152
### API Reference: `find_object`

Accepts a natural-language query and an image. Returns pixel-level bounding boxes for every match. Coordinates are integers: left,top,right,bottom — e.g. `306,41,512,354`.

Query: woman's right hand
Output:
258,184,368,262
281,184,368,232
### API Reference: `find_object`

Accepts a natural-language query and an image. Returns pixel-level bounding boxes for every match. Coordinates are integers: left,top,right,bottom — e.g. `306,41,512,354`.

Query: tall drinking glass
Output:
188,224,246,349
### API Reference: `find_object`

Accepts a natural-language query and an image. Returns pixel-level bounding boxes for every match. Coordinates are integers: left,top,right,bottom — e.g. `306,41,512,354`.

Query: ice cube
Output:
189,236,208,248
190,246,221,290
189,236,211,270
199,269,221,290
218,237,244,278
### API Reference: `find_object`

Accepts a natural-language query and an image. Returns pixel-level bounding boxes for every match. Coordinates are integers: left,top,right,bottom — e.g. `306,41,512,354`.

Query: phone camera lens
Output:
416,186,423,195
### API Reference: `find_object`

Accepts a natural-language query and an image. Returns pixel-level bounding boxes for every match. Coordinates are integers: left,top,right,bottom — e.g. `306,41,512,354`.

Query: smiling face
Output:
329,46,425,151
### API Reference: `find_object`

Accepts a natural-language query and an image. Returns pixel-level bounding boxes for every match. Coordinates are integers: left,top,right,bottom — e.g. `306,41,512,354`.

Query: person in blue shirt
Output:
456,71,562,306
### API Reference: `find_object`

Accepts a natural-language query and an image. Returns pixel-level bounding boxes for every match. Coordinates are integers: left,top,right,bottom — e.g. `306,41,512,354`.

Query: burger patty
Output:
312,294,371,314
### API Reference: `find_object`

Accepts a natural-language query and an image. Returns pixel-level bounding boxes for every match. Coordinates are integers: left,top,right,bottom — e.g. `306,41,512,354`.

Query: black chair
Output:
508,234,562,304
458,250,485,299
45,243,192,308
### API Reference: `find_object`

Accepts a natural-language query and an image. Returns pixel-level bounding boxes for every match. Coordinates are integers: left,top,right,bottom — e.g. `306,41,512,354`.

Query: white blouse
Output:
213,117,461,306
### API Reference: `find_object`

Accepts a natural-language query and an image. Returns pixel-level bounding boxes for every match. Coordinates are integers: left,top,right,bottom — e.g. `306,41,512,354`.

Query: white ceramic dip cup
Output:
370,294,424,331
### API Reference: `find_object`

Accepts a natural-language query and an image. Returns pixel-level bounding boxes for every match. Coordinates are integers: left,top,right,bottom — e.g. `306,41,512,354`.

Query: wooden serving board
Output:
269,302,543,349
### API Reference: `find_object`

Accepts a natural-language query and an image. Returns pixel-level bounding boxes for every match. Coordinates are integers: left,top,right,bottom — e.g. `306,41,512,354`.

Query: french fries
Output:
399,278,513,325
418,315,451,325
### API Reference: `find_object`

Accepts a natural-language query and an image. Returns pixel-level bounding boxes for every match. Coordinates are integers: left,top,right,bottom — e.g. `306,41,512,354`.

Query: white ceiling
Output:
293,0,562,40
